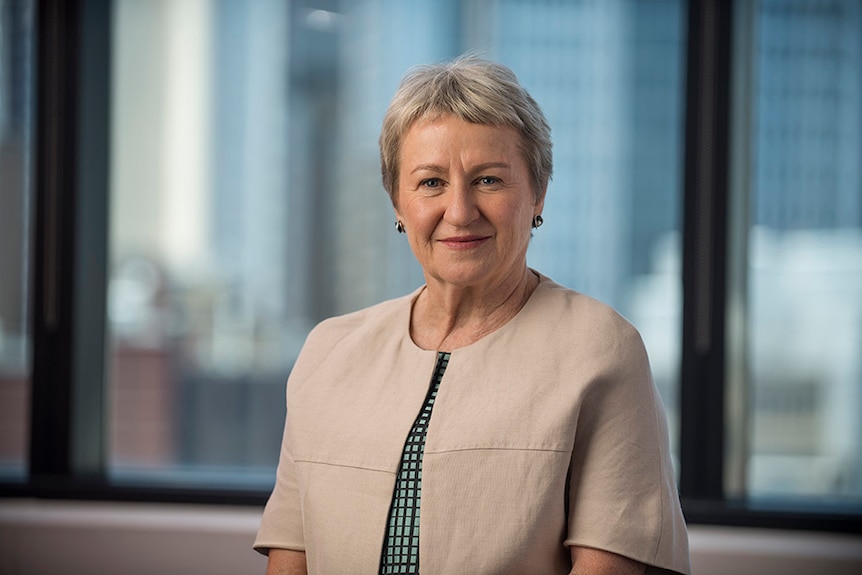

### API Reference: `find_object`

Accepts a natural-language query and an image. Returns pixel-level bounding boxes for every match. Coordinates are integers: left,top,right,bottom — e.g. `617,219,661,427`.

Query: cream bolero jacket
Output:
254,274,691,575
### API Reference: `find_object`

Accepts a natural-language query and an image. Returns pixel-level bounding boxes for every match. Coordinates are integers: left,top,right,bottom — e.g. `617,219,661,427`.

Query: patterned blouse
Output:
379,351,451,574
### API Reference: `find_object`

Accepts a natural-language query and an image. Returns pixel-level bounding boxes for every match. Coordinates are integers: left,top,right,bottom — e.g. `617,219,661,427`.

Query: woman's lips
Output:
438,235,490,249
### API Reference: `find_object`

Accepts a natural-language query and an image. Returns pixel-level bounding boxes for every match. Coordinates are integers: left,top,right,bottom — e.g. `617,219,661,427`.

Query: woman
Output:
254,57,691,575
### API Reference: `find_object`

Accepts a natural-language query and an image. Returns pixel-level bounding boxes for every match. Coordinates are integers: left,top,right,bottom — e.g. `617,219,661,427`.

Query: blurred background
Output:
0,1,861,571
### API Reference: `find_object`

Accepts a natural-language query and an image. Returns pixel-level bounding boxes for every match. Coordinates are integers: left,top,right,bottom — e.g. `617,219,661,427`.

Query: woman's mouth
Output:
438,235,490,249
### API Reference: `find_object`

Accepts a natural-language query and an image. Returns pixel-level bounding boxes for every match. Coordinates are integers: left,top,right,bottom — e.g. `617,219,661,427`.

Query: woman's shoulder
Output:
523,273,648,367
304,289,417,348
525,274,655,394
531,273,639,336
287,289,418,383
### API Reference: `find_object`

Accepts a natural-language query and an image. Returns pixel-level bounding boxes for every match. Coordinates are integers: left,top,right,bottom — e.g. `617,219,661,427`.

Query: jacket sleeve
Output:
564,323,691,575
253,390,305,555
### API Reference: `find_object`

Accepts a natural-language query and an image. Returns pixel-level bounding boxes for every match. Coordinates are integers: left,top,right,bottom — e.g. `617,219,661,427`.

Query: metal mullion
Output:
30,0,111,492
679,0,733,503
71,0,111,480
30,0,81,484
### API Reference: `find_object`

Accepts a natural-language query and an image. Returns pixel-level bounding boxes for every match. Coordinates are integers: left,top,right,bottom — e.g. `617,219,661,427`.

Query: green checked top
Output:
379,351,451,574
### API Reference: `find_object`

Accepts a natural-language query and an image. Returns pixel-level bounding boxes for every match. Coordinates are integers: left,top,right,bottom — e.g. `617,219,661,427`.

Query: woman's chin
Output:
426,263,513,291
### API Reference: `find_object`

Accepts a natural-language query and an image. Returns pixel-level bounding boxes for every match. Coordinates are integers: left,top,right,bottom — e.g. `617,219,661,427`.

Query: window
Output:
0,0,34,481
3,0,860,533
105,0,686,487
735,0,862,504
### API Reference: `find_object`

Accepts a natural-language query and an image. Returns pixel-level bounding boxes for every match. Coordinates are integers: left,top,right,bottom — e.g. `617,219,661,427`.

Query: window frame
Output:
678,0,862,533
2,0,860,533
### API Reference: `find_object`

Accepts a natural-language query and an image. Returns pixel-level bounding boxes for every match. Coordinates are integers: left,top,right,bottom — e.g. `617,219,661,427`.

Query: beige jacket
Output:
254,274,691,574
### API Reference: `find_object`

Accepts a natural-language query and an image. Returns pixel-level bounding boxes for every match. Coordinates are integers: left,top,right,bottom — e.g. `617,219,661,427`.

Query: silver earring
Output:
395,220,405,234
532,214,544,229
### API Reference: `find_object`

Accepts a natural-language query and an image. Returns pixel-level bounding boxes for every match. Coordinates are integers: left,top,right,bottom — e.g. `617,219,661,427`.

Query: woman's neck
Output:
410,267,539,351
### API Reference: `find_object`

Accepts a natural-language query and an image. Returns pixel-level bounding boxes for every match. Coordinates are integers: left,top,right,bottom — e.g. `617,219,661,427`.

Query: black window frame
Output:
2,0,861,534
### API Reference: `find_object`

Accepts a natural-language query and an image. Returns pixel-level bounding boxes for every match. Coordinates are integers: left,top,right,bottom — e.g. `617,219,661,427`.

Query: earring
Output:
395,220,405,234
532,214,544,229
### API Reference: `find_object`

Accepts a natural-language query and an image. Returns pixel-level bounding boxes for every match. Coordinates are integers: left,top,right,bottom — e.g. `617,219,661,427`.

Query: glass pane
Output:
108,0,686,486
508,0,687,464
746,0,862,503
0,0,35,480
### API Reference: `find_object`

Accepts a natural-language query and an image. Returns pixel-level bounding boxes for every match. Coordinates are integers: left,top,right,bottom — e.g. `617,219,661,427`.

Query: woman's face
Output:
395,115,544,292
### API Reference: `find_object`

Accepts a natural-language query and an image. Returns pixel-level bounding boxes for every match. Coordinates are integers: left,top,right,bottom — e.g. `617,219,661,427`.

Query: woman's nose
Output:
444,182,479,226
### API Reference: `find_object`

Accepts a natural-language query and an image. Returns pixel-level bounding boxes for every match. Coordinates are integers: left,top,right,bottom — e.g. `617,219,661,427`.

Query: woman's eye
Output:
421,178,441,188
479,176,499,185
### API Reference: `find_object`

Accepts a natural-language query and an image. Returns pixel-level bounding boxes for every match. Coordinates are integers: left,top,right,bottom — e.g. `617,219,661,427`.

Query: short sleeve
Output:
253,392,305,555
253,320,340,555
564,326,691,575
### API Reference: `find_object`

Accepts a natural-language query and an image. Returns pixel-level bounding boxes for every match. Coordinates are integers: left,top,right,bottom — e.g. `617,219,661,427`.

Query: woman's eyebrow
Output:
409,163,446,175
470,161,511,173
408,161,511,175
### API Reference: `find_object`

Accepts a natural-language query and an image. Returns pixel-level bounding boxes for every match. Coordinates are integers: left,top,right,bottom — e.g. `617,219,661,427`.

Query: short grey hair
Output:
379,56,553,205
